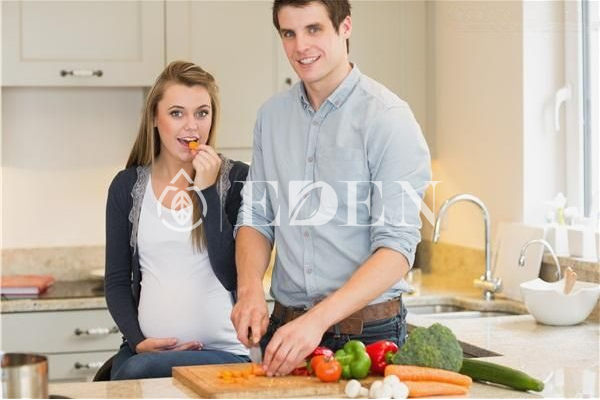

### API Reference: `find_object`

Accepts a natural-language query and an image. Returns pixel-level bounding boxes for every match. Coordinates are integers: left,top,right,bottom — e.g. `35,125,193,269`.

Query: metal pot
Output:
1,353,48,398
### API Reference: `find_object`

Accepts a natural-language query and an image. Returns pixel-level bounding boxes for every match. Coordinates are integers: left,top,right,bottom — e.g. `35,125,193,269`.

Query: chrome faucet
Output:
518,239,562,281
432,194,502,301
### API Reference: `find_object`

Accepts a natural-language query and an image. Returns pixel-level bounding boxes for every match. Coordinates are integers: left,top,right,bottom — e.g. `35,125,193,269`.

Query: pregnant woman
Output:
105,61,249,380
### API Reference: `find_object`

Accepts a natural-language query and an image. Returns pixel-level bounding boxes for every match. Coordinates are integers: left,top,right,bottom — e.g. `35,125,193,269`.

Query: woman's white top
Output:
136,177,248,356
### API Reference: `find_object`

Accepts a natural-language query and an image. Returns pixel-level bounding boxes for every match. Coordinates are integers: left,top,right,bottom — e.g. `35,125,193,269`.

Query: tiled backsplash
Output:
1,246,104,281
414,240,484,291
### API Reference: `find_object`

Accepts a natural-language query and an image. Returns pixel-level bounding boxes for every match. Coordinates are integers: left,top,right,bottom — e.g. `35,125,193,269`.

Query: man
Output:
232,0,431,376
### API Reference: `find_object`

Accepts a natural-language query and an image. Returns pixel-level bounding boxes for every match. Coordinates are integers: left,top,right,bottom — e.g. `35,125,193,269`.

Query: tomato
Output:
310,355,327,375
315,358,342,383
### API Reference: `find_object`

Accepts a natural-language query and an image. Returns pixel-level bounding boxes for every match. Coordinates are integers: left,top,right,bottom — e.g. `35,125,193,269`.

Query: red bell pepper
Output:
310,346,334,359
291,366,310,376
365,340,398,375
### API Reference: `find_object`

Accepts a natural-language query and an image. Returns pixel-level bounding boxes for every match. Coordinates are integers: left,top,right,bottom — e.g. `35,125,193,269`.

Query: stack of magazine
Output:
1,275,55,298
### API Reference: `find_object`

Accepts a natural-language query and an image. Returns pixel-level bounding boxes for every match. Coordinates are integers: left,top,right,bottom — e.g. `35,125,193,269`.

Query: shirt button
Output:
312,121,319,127
307,157,313,163
306,268,313,274
303,231,309,238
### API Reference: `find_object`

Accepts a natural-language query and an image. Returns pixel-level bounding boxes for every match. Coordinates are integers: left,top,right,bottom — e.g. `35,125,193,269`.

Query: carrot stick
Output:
384,365,472,387
251,363,266,376
404,381,469,398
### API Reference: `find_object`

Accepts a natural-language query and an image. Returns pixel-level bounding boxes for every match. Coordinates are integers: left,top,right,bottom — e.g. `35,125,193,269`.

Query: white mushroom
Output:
390,382,409,399
369,381,384,399
383,375,401,386
345,379,363,399
373,383,393,399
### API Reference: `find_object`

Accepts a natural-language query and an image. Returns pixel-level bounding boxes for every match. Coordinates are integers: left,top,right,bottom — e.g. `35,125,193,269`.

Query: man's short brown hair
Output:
272,0,351,53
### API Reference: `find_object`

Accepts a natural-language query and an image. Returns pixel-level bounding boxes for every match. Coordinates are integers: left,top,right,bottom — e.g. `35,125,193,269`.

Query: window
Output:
565,0,599,223
582,0,599,219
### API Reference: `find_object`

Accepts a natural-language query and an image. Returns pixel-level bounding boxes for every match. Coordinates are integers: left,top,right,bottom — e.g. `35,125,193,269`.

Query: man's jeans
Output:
260,301,408,353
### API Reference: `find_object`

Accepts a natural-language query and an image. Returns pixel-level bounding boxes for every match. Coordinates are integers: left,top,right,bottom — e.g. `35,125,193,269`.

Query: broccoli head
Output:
391,323,463,371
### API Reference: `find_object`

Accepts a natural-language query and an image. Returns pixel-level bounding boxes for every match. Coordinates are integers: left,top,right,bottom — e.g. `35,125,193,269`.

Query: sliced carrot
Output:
218,370,233,379
404,381,469,398
251,363,266,376
188,141,199,150
384,365,472,387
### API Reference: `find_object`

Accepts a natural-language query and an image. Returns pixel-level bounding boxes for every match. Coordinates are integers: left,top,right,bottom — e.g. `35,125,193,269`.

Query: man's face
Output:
277,2,351,88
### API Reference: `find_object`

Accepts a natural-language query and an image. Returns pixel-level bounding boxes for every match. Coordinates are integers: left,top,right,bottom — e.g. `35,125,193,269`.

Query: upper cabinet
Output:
2,1,165,86
166,1,282,149
1,0,430,149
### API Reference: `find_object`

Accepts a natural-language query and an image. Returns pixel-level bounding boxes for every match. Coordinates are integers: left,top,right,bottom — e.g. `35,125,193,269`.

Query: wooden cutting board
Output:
173,363,375,398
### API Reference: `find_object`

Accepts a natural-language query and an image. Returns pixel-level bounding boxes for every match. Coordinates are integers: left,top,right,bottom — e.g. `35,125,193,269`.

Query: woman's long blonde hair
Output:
127,61,221,252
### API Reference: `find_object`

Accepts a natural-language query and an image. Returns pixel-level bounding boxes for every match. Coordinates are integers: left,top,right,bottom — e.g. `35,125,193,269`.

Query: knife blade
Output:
248,328,263,364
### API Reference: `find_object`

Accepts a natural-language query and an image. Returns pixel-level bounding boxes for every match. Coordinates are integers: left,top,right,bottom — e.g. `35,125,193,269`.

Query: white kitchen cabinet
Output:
1,309,122,382
1,1,164,87
166,1,281,150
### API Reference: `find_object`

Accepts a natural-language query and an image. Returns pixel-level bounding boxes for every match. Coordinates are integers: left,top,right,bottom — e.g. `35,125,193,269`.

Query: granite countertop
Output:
47,273,600,399
2,275,276,313
1,280,107,313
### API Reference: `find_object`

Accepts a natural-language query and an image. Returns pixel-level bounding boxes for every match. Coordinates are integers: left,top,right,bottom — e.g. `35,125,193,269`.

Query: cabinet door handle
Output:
60,69,103,78
74,326,119,336
74,361,104,370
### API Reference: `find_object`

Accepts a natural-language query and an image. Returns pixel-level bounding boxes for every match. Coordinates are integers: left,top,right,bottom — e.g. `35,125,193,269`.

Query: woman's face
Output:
154,83,212,163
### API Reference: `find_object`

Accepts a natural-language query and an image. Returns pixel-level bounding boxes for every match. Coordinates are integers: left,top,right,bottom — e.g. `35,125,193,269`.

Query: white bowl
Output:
520,278,600,326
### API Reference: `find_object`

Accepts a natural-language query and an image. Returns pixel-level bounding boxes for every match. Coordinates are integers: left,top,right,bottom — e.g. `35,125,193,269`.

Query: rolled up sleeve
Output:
367,106,432,267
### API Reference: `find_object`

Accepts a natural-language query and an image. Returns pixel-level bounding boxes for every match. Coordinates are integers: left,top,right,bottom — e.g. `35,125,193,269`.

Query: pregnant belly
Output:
137,285,237,346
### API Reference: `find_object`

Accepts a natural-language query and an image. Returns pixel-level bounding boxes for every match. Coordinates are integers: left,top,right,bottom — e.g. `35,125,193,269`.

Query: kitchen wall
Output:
421,1,567,249
2,88,142,248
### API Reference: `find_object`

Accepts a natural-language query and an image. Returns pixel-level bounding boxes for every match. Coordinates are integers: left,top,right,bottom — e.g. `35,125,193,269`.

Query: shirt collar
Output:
297,64,361,110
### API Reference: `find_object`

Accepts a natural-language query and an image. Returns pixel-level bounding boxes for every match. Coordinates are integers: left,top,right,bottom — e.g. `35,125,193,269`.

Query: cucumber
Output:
460,358,544,392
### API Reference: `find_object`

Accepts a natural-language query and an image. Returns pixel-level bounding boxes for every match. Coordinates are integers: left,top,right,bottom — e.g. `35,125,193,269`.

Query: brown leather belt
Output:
272,297,402,335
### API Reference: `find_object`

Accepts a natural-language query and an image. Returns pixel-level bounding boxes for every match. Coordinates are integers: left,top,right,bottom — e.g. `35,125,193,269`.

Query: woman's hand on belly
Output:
135,337,203,353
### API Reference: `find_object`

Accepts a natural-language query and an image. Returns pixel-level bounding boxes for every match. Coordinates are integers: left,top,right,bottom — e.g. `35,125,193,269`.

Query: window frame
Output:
564,0,599,223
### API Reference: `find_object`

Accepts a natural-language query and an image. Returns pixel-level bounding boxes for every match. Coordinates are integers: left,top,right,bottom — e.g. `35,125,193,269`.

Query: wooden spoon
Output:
563,267,577,295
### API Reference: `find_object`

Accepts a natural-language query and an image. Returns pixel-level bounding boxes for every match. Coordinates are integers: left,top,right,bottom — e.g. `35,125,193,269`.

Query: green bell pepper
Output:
334,340,372,379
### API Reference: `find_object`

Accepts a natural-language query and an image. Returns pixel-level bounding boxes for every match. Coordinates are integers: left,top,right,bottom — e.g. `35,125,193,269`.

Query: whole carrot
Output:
404,381,469,398
384,365,472,387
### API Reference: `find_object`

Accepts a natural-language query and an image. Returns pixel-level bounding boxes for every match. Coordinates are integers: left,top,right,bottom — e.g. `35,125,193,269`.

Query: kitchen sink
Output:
407,304,519,319
402,297,527,357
